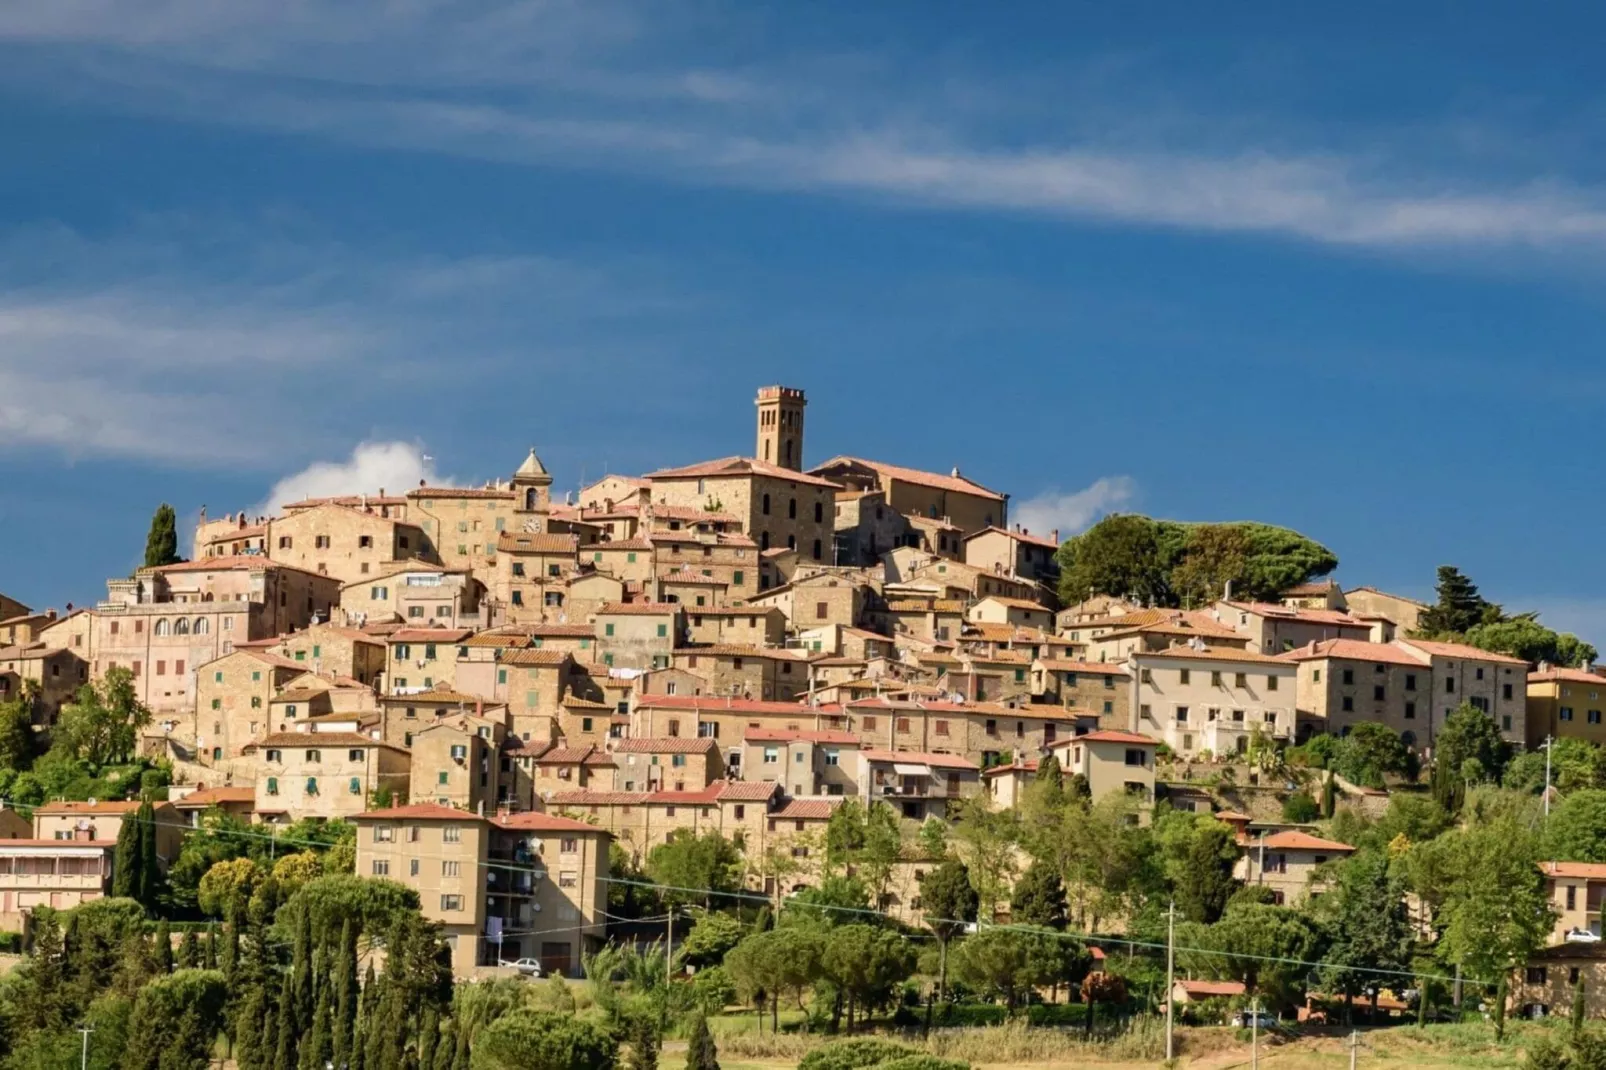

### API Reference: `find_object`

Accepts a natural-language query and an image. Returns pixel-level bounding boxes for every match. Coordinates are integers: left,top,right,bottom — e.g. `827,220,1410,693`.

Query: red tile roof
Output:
861,749,979,771
772,799,840,820
1175,980,1246,998
634,693,823,716
536,746,597,765
1532,667,1606,685
355,803,480,821
1036,660,1128,675
1279,639,1429,667
247,732,405,752
648,456,841,489
597,602,681,616
1256,831,1355,852
174,787,256,808
743,728,860,745
612,737,720,755
1542,861,1606,879
389,628,473,642
810,456,1004,500
491,811,608,834
1398,638,1528,666
499,649,573,667
1058,730,1155,746
1139,645,1291,666
33,800,146,815
964,525,1060,550
498,533,580,554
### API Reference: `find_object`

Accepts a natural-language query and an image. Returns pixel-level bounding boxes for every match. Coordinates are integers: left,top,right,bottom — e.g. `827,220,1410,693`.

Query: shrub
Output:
470,1009,617,1070
874,1058,970,1070
798,1038,918,1070
1281,793,1321,822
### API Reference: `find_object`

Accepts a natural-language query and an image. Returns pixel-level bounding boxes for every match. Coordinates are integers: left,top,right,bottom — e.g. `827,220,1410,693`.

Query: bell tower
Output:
755,385,806,471
512,448,553,532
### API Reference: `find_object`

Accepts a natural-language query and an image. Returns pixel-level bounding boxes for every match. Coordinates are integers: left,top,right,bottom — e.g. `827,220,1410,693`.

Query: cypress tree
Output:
1321,768,1337,819
275,969,300,1070
154,919,174,973
223,906,243,982
304,978,334,1070
236,983,270,1070
333,921,360,1069
111,814,140,899
684,1010,719,1070
417,1007,439,1070
450,1013,470,1070
205,921,219,969
1574,980,1588,1040
178,927,200,969
293,904,315,1029
144,503,181,568
135,801,160,907
430,1022,455,1070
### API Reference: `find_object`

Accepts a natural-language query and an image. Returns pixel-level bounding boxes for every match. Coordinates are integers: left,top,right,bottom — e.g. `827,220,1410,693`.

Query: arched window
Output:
194,618,210,635
784,441,793,466
174,618,190,635
1401,730,1417,748
812,539,822,560
788,498,797,520
814,502,823,523
525,488,538,510
202,592,214,602
760,531,770,551
762,494,770,515
153,619,170,636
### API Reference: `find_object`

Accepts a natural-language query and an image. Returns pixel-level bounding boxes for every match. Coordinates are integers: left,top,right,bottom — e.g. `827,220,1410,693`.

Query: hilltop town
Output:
1,385,1601,1066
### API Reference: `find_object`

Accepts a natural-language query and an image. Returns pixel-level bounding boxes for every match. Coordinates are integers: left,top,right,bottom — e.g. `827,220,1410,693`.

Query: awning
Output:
892,763,931,777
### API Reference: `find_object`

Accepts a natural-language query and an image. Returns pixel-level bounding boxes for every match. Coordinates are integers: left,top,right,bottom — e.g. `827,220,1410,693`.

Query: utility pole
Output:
1165,900,1177,1062
1544,736,1555,819
666,907,675,989
1251,998,1260,1070
1348,1028,1360,1070
78,1024,93,1070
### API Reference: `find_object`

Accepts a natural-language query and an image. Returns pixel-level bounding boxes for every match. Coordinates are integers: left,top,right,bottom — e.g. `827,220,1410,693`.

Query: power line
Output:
5,804,1496,991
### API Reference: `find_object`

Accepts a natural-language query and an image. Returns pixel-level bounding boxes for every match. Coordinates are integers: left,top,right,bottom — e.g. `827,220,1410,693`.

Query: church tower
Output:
755,385,806,471
512,448,553,531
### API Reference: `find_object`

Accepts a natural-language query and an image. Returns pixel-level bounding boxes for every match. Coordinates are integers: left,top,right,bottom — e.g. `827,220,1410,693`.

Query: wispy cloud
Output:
5,2,1606,257
1012,476,1137,542
0,220,702,469
253,441,450,515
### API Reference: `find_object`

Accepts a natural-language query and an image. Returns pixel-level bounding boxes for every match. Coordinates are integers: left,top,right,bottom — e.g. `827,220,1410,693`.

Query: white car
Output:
1566,928,1602,944
1232,1011,1278,1029
502,957,544,977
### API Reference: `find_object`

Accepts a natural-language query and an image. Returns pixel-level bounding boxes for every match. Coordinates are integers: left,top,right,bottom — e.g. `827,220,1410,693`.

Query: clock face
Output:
522,518,542,533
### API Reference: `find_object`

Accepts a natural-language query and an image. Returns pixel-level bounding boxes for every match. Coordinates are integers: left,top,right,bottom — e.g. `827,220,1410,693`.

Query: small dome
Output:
515,448,549,479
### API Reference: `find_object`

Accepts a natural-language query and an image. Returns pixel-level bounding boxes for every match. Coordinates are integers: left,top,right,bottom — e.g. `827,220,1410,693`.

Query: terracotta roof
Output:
810,456,1004,500
1256,831,1355,852
612,737,720,755
1220,601,1369,627
282,494,408,509
658,570,727,585
491,811,608,833
536,746,596,764
634,694,820,716
860,749,978,771
684,606,783,617
964,525,1060,550
381,687,492,706
1343,586,1429,608
1175,980,1246,998
717,780,784,801
981,760,1040,777
1139,645,1292,666
0,838,116,849
1213,810,1253,822
355,803,480,821
145,557,330,580
499,649,573,667
648,456,841,489
174,787,256,808
1058,730,1155,746
389,628,473,642
887,599,967,613
1279,639,1429,667
582,538,653,552
528,624,602,637
1542,861,1606,879
248,732,406,752
33,800,145,815
1532,667,1606,685
1036,660,1128,675
743,728,859,745
1398,638,1529,666
498,532,579,554
0,644,69,661
597,602,681,616
677,644,797,660
408,486,514,500
977,596,1054,612
339,560,462,587
772,799,840,820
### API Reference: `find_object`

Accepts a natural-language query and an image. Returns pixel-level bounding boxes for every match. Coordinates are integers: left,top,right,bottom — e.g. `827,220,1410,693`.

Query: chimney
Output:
475,698,484,718
951,467,961,478
1051,529,1059,544
1224,580,1233,601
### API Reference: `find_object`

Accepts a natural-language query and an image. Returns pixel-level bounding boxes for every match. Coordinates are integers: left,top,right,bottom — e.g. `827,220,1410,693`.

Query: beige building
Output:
1131,645,1296,758
406,485,520,584
748,571,868,632
0,643,87,723
1235,829,1354,905
650,532,760,601
1031,659,1130,724
263,623,387,686
494,532,580,622
594,604,680,671
353,803,610,978
682,606,786,647
195,649,305,760
545,779,784,860
630,693,837,747
31,800,183,867
0,839,115,932
408,715,507,812
1527,666,1606,749
610,737,723,793
1396,638,1528,746
1281,639,1434,748
739,728,861,796
339,563,486,630
648,458,837,563
265,502,433,584
247,732,410,822
857,749,980,822
1341,587,1428,637
1047,729,1157,805
809,456,1007,536
93,559,340,714
1213,601,1372,655
962,526,1061,587
385,627,473,695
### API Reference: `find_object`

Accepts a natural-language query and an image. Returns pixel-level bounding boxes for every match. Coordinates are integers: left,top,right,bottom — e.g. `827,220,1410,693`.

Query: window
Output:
763,747,779,764
1562,707,1575,722
862,716,877,731
306,749,321,763
440,895,464,912
305,777,319,795
1570,885,1581,911
443,826,461,843
1405,673,1417,691
442,860,461,877
266,777,279,795
371,860,390,876
559,872,578,889
1266,675,1279,691
762,494,770,515
1211,671,1222,687
1179,669,1190,684
1341,696,1354,712
897,717,911,733
1504,683,1514,700
1591,710,1602,725
1342,668,1354,685
374,825,395,842
1528,967,1549,985
656,623,667,638
1313,669,1321,683
788,498,797,519
1476,667,1485,681
605,623,615,637
733,570,744,585
1445,676,1456,694
1175,706,1189,723
1404,701,1416,719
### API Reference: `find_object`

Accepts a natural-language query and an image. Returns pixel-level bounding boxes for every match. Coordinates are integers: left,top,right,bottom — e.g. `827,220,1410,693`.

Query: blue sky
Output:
1,1,1603,640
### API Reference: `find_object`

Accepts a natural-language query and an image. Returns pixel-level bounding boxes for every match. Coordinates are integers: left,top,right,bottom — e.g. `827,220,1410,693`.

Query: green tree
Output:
1507,738,1606,795
50,667,152,767
135,801,161,909
1181,903,1326,1012
123,968,229,1070
949,797,1020,919
1035,753,1063,786
920,857,978,999
1318,851,1414,1016
822,800,904,901
144,503,182,568
1009,859,1067,930
333,919,360,1068
0,690,38,770
1466,615,1598,668
154,919,174,974
819,924,916,1031
676,910,745,971
645,829,743,909
1154,811,1240,923
1057,515,1171,606
683,1010,719,1070
111,809,142,900
1282,793,1320,822
470,1009,617,1070
1171,524,1251,607
725,927,823,1034
1432,703,1513,810
1333,723,1417,788
1417,566,1495,637
177,927,200,969
951,928,1037,1015
1545,790,1606,862
1435,816,1554,986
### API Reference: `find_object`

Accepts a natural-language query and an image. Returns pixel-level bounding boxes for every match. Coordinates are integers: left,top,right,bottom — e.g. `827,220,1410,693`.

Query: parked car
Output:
1566,928,1602,944
502,958,544,977
1232,1010,1278,1029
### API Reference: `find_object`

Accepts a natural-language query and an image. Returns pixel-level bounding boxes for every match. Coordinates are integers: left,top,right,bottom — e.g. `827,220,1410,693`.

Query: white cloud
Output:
254,441,449,514
6,3,1606,257
1011,476,1137,542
